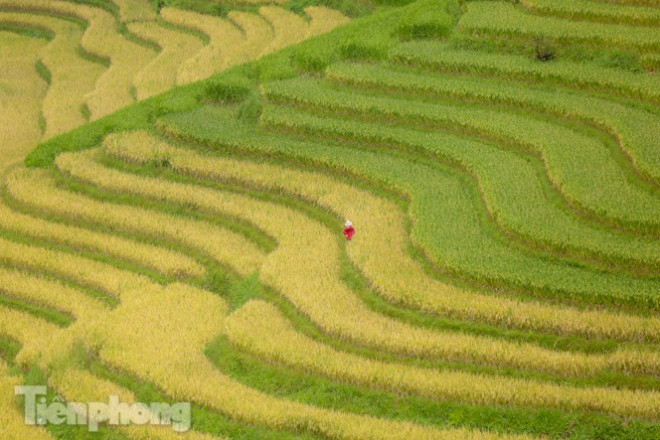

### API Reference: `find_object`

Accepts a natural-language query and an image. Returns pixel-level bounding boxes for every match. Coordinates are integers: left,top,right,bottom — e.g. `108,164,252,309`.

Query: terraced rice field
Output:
1,0,660,439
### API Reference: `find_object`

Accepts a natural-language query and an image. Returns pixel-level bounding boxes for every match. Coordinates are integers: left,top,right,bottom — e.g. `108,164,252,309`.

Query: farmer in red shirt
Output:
343,220,355,241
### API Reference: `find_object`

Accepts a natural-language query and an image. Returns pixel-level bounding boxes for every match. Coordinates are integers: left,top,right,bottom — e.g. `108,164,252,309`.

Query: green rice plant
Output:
0,200,204,280
226,300,660,419
161,105,660,314
106,130,660,343
519,0,660,26
263,78,660,235
460,2,660,53
128,21,204,100
326,62,660,188
4,167,265,278
389,41,660,103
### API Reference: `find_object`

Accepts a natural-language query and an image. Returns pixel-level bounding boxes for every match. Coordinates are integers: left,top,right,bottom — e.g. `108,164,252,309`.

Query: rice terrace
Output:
1,0,660,438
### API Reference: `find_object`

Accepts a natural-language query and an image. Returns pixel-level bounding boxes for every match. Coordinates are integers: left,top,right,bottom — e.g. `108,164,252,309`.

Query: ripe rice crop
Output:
305,6,351,37
161,7,248,85
0,266,108,319
0,305,61,366
0,12,103,139
0,200,204,280
258,6,309,55
4,167,265,278
55,142,660,379
128,21,205,100
0,233,150,300
0,359,54,439
103,130,660,343
226,300,660,419
0,31,47,169
0,0,157,119
92,282,532,440
262,81,660,268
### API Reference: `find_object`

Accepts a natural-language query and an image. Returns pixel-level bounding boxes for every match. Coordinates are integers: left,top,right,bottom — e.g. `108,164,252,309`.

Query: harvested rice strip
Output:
0,201,204,280
129,21,204,100
226,300,660,419
4,167,264,277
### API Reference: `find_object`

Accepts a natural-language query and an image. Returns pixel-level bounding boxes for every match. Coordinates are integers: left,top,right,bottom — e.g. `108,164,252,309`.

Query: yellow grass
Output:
226,300,660,419
128,21,205,99
4,167,264,278
0,199,204,280
0,12,104,139
54,144,660,377
0,31,47,169
103,131,660,344
0,359,54,440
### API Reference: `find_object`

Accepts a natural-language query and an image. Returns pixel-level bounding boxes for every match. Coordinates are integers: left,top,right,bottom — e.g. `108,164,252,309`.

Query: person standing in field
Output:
343,220,355,241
